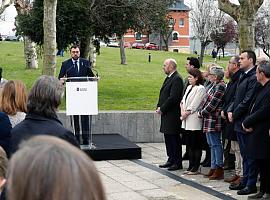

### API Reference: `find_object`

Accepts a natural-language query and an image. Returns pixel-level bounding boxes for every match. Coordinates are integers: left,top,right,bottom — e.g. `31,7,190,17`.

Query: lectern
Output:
65,77,99,149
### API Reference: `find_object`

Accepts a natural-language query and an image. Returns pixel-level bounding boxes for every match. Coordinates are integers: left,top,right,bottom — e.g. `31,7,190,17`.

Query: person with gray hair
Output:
10,76,79,154
242,60,270,199
7,135,106,200
198,64,226,180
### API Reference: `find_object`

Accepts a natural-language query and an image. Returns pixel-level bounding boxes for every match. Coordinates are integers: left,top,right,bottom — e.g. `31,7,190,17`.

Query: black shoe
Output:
261,193,270,200
182,152,189,160
229,183,245,190
159,162,173,168
237,186,257,195
167,164,183,171
248,192,265,199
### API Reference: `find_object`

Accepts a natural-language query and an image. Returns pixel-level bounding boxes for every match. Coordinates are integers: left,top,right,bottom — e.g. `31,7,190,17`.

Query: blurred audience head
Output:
7,135,106,200
256,60,270,84
187,68,204,85
0,80,27,115
27,75,64,118
186,57,200,70
209,65,224,82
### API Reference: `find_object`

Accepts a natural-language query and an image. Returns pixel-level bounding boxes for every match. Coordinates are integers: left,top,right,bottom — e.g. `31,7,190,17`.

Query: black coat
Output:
221,70,242,140
243,81,270,159
157,71,183,135
11,113,79,153
228,67,257,133
58,58,94,79
0,112,12,157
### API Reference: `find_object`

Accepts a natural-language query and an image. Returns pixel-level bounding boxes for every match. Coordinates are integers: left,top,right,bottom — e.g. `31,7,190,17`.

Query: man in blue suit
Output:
58,45,95,145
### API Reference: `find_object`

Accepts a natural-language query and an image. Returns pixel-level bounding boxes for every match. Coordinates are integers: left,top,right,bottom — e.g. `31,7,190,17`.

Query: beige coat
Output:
181,84,206,130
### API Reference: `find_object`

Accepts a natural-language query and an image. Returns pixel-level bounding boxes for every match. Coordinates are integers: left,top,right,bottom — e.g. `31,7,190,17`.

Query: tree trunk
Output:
199,42,206,67
80,36,91,59
43,0,57,76
238,18,255,51
218,0,264,52
88,37,96,67
14,0,39,69
24,36,38,69
119,36,126,65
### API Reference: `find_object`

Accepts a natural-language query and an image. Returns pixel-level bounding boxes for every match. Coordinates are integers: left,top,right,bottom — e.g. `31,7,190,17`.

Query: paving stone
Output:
108,191,148,200
121,179,159,191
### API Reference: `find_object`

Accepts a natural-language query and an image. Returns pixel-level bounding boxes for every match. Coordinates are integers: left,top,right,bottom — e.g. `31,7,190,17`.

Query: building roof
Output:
168,0,191,11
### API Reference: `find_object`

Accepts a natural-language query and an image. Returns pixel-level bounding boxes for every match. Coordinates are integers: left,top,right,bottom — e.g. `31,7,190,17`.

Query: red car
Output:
145,43,159,50
132,42,145,49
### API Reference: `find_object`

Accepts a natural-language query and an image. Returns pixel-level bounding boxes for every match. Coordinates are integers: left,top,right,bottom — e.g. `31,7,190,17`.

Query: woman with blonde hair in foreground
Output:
7,135,106,200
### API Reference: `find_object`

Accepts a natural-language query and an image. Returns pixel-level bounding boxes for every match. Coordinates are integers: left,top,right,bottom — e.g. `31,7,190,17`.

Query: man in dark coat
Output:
228,50,259,195
242,60,270,199
156,58,183,171
11,76,79,153
221,56,242,183
58,45,95,145
0,112,12,157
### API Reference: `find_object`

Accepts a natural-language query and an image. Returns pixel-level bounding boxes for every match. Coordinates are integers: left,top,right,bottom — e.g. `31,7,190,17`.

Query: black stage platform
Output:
82,134,141,161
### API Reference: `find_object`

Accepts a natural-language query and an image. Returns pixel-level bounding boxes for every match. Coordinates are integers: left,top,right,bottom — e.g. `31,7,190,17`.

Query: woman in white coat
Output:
180,68,206,174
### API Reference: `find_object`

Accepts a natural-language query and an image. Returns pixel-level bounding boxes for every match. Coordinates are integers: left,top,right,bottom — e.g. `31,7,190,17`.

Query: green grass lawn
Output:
0,41,229,110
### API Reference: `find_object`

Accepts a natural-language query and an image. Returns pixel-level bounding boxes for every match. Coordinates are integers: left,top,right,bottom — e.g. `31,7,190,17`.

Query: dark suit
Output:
157,71,183,165
0,112,12,157
58,58,95,144
243,80,270,194
228,67,258,188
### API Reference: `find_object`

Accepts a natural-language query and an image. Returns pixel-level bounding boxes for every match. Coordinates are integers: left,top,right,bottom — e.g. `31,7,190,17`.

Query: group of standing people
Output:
157,51,270,199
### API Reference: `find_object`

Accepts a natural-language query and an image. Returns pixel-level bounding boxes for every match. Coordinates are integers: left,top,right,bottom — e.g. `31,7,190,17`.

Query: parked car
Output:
5,35,18,41
145,43,159,50
132,42,145,49
107,40,119,47
217,51,235,57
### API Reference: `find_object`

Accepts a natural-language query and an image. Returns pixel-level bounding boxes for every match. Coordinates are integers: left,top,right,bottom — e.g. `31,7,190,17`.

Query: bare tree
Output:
218,0,264,51
190,0,225,65
255,7,270,58
0,0,13,15
15,0,38,69
43,0,57,76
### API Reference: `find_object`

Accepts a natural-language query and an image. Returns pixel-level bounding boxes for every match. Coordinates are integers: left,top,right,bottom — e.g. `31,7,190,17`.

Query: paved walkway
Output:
96,143,249,200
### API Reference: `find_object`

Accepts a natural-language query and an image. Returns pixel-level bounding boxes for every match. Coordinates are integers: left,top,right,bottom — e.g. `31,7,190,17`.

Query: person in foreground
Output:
6,135,106,200
11,75,79,153
157,58,184,171
242,60,270,200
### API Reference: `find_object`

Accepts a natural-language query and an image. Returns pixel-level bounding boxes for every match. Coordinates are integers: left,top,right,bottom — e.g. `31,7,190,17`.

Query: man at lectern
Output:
58,45,95,145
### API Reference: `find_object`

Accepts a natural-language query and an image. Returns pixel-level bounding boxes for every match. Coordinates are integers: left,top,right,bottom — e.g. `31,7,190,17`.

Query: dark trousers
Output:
257,159,270,193
164,134,182,165
236,131,259,187
73,115,90,143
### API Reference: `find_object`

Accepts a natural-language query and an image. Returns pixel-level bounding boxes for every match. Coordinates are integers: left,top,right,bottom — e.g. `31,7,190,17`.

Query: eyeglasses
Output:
71,51,79,53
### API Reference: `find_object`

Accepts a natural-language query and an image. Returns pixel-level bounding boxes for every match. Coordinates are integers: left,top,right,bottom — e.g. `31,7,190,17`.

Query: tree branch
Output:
218,0,240,22
0,0,14,15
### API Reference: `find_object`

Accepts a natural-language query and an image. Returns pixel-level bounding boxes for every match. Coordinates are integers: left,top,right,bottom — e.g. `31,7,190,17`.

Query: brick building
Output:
123,0,190,53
